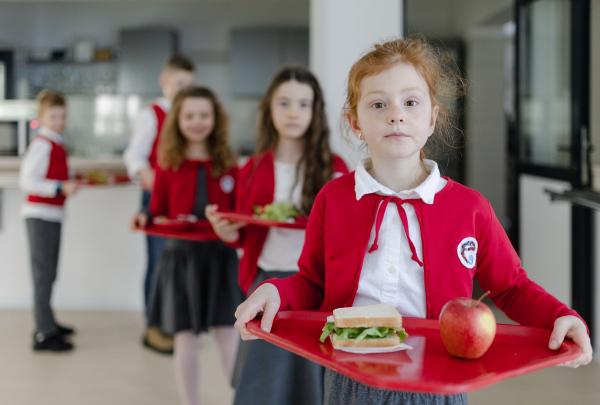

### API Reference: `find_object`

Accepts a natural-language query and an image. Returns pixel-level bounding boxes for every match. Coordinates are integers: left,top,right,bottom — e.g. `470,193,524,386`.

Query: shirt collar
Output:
354,158,441,204
38,126,64,144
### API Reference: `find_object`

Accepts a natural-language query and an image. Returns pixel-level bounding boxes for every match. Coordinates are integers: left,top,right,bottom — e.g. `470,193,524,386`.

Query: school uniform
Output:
19,127,70,339
146,160,244,335
264,158,585,405
232,151,349,405
123,98,169,311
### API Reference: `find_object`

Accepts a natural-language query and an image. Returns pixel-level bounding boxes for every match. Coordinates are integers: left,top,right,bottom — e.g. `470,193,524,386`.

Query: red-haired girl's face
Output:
178,97,215,145
349,62,438,163
271,80,314,141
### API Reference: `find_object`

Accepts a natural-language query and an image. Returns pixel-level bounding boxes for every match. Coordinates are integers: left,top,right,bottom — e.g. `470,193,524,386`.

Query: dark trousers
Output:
141,191,166,319
26,218,61,337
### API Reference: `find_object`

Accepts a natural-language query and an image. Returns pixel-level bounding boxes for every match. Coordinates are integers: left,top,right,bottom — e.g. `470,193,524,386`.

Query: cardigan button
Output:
392,217,399,225
388,266,396,274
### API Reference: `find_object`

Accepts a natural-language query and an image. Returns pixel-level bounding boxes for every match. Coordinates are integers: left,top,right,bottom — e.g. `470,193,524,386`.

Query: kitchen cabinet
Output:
117,28,177,95
231,28,308,97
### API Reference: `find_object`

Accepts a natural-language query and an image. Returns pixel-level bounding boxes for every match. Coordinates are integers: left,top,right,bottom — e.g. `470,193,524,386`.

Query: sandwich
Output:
319,304,408,348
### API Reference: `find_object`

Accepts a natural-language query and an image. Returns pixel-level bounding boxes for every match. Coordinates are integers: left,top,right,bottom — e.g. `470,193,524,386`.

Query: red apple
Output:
439,291,496,360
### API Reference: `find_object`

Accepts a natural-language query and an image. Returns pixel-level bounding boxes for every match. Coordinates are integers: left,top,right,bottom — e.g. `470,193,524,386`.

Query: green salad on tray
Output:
253,202,299,222
319,322,408,344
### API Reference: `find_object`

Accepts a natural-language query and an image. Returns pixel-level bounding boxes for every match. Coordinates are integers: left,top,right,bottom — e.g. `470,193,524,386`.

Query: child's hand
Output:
205,204,245,243
234,283,281,340
61,180,80,196
549,315,593,368
130,213,149,230
138,167,155,191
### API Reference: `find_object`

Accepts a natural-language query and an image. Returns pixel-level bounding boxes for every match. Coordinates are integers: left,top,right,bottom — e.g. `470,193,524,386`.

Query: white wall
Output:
464,26,508,223
519,175,571,306
310,0,403,169
0,186,145,310
0,1,310,147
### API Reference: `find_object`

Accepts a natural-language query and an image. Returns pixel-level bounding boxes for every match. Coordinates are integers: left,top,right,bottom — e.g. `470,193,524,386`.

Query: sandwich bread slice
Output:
320,304,408,348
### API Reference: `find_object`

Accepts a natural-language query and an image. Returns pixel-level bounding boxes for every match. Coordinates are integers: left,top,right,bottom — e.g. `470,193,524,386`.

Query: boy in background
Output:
20,90,80,352
124,55,195,353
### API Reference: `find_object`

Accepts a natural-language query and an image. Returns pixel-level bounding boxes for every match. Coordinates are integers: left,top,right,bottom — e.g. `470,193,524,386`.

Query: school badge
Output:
220,175,235,194
457,237,478,269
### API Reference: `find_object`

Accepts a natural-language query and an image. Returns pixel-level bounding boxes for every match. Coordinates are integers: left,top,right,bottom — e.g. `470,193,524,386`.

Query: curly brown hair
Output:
256,66,333,215
342,37,467,161
158,86,236,177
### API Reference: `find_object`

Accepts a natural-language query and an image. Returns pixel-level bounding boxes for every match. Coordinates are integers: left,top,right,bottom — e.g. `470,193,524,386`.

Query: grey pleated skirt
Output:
147,238,244,335
232,269,325,405
324,368,467,405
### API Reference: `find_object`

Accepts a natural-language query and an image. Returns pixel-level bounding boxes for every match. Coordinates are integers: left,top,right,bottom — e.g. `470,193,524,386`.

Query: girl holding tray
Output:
232,38,593,405
206,66,349,405
131,86,244,405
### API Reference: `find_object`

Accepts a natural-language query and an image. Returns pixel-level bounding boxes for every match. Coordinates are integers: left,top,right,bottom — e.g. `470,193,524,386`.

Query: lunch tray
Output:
216,211,308,230
247,311,581,394
143,220,220,242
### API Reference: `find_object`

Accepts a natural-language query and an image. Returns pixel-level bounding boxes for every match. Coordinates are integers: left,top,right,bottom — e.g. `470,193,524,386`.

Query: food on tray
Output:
87,169,109,184
253,202,299,222
439,291,496,360
319,304,408,348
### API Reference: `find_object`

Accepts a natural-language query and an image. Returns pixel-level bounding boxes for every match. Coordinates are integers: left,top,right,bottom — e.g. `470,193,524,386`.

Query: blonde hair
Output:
37,90,66,116
158,86,236,177
342,37,466,160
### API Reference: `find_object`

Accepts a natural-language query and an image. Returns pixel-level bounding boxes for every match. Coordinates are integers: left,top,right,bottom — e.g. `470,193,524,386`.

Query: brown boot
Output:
142,327,174,354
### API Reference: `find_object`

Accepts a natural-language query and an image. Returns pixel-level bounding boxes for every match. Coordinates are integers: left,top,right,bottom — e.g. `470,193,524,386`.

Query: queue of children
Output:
232,37,593,405
20,36,593,405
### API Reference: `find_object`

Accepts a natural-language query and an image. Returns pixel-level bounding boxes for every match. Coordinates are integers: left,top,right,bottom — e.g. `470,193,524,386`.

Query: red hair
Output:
342,37,466,159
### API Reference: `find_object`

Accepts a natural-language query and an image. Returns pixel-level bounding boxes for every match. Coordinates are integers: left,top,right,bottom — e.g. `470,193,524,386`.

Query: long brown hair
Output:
158,86,236,177
342,37,466,161
256,66,333,215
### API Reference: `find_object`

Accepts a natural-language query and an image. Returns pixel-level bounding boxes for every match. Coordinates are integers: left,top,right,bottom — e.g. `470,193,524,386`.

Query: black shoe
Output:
33,333,74,352
56,324,75,336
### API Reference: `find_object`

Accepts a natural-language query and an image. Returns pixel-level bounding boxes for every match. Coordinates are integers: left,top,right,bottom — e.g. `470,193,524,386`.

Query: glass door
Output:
515,0,593,337
516,0,590,185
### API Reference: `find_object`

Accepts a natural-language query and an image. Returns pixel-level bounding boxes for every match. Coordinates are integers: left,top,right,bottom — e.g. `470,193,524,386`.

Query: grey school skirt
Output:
324,368,467,405
231,269,325,405
147,239,244,335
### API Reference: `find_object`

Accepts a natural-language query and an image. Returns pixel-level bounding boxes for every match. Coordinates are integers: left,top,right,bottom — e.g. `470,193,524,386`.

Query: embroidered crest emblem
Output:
220,175,235,194
457,237,478,269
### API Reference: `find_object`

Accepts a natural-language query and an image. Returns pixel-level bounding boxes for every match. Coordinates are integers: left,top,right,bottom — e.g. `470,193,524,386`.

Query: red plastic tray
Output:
151,218,196,232
142,221,220,242
247,311,581,394
75,173,131,186
216,211,308,230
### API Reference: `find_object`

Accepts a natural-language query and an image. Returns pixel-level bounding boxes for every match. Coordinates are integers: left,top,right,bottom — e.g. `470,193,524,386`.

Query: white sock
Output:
212,326,240,380
174,331,200,405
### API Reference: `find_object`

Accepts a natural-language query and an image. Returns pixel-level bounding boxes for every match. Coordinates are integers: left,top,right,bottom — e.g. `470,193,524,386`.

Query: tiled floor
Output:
0,309,598,405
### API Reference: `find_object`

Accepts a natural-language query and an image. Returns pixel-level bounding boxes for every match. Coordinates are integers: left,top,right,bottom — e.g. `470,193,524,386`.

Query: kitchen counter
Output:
0,156,130,189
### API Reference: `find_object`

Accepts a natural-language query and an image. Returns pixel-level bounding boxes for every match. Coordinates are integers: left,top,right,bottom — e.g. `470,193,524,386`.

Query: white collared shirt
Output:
352,158,447,318
257,160,305,272
20,127,67,222
123,97,171,178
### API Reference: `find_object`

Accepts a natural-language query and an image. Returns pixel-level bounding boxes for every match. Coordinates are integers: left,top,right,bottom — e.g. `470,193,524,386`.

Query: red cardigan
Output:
266,172,585,332
151,159,238,239
235,151,349,294
27,135,69,206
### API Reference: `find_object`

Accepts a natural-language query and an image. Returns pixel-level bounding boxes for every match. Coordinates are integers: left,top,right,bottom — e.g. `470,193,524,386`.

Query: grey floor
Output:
0,309,598,405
